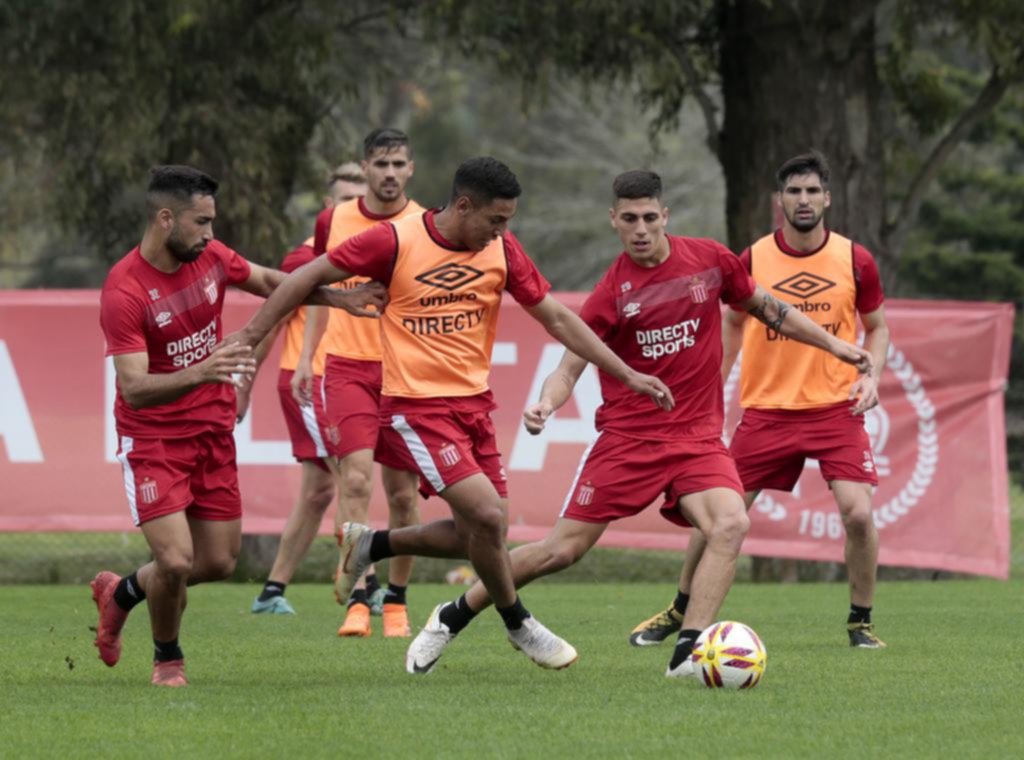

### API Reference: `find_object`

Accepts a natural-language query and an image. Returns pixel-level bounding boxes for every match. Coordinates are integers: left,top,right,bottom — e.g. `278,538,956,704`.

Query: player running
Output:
93,165,382,686
630,150,891,651
232,157,674,672
402,170,873,677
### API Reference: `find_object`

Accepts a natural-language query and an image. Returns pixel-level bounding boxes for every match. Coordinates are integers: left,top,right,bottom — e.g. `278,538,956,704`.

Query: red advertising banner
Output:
0,291,1013,578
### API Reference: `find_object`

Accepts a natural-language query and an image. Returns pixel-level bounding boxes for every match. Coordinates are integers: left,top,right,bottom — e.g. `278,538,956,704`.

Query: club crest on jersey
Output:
576,482,595,506
620,282,632,293
439,443,461,468
148,288,161,301
203,276,218,305
139,477,159,505
155,311,173,328
689,276,708,303
623,302,641,318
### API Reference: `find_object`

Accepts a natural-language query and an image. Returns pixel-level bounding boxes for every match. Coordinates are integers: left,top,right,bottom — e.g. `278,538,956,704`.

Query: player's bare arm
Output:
524,294,675,411
739,285,874,374
523,350,588,435
292,305,328,406
114,343,256,409
235,260,385,318
848,305,890,416
720,308,747,384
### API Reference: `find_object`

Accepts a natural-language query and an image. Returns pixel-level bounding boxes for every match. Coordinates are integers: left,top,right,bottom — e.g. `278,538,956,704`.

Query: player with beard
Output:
92,165,384,686
284,129,426,639
630,150,891,651
400,170,873,677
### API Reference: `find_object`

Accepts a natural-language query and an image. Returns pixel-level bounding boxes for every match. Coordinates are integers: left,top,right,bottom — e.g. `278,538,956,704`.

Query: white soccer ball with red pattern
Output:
691,621,767,689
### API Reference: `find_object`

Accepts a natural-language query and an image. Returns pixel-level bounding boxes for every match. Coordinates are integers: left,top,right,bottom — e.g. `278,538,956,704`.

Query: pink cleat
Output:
90,571,128,667
151,659,188,687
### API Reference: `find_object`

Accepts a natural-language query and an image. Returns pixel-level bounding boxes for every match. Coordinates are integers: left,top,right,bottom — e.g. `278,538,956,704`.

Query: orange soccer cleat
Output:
151,659,188,687
337,603,372,637
382,603,411,638
90,571,128,667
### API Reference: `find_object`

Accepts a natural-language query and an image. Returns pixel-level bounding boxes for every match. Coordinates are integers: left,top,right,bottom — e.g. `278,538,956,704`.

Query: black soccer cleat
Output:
629,606,684,647
848,622,887,648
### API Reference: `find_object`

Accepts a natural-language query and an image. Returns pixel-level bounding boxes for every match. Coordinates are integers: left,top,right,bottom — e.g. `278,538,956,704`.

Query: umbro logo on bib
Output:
416,263,485,292
772,272,836,300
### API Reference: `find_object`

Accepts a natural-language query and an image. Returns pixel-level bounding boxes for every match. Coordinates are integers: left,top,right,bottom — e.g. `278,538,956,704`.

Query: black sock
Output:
384,583,407,606
369,531,393,563
348,588,369,609
672,591,690,618
113,571,146,611
669,628,702,669
848,604,872,624
257,581,286,602
496,596,530,631
438,594,478,635
365,573,381,597
153,638,183,663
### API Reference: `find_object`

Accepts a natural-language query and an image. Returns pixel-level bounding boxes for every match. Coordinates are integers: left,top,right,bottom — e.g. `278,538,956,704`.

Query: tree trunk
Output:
716,0,889,269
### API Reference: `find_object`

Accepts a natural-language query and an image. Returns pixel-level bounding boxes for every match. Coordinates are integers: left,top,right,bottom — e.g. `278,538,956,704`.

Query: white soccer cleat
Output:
334,522,373,606
406,603,457,675
665,656,698,679
507,616,578,670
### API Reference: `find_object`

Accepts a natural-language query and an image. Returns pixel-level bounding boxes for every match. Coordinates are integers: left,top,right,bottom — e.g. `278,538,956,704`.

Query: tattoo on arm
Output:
747,293,791,332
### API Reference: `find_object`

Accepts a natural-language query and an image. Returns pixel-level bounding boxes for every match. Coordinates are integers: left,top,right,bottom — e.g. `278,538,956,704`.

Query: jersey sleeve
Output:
578,278,617,341
100,286,148,357
326,222,398,284
312,207,334,257
502,232,551,307
280,243,316,274
717,245,756,305
853,243,885,314
214,242,252,285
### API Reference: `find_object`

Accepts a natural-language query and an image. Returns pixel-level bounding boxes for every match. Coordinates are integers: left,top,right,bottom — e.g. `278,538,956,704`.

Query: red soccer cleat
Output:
151,659,188,687
90,571,128,667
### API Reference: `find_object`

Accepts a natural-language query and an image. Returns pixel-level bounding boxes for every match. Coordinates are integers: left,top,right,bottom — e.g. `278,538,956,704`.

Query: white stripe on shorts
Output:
390,414,446,493
301,401,328,458
116,435,140,526
560,434,600,517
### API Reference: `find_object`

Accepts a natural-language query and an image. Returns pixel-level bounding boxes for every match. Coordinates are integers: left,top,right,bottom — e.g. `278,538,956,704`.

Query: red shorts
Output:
376,407,508,498
277,369,329,470
730,404,880,492
322,355,383,460
561,432,743,528
115,431,241,526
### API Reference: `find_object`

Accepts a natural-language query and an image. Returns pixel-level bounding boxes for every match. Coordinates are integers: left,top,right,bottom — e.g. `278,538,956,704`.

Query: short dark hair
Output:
612,170,662,201
776,150,830,190
450,157,522,206
363,128,411,159
146,165,218,218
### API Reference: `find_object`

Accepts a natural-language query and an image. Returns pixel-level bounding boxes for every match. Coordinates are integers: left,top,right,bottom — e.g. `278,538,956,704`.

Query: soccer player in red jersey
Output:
401,170,873,677
632,151,891,650
232,157,675,672
244,162,368,617
93,165,383,687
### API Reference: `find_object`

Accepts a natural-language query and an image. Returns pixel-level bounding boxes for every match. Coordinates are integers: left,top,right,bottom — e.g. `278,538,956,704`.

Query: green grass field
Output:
2,580,1022,759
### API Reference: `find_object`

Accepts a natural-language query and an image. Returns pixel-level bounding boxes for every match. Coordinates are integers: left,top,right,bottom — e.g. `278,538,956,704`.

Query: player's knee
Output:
386,487,419,523
841,503,874,537
469,502,506,541
156,550,193,582
708,508,749,549
304,481,335,513
339,467,372,501
545,543,583,572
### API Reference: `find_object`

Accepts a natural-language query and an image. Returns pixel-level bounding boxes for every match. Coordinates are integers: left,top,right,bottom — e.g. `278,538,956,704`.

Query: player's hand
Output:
196,342,256,386
324,281,389,318
848,372,880,416
290,359,314,406
831,340,874,375
236,379,253,422
624,371,675,410
523,401,554,435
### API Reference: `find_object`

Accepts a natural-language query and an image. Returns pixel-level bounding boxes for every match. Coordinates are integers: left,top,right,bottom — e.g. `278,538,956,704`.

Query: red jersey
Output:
100,240,252,438
581,236,755,441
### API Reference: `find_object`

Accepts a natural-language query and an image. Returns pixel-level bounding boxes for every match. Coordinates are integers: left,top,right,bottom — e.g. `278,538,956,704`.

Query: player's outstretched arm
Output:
115,343,256,410
524,294,674,410
523,350,588,435
739,285,874,374
848,305,890,416
234,256,356,348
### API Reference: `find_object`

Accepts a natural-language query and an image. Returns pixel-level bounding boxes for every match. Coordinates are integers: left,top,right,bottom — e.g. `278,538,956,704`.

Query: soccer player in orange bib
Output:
402,170,873,678
93,166,384,687
630,150,891,650
245,163,368,617
234,157,675,672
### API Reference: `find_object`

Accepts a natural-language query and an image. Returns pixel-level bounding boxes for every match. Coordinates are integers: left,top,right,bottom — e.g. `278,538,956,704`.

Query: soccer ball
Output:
691,621,767,689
